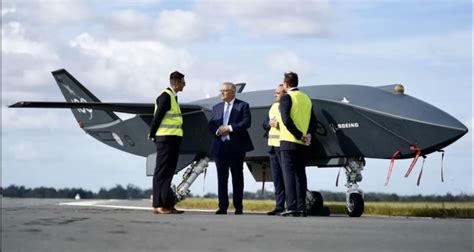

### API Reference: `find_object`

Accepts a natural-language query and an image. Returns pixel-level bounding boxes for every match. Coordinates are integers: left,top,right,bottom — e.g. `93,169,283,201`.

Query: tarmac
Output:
1,198,472,252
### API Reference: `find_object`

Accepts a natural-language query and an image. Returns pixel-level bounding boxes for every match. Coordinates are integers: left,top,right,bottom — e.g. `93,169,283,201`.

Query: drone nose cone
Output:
444,116,468,142
372,95,469,157
413,110,468,154
437,112,468,134
441,118,468,142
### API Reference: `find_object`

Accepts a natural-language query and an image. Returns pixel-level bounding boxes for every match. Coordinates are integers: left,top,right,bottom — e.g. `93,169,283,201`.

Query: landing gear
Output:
344,157,365,217
347,193,364,217
306,190,330,216
173,157,210,202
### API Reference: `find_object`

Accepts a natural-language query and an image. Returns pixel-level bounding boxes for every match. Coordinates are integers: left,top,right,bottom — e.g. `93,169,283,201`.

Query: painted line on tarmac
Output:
59,200,217,213
60,200,150,211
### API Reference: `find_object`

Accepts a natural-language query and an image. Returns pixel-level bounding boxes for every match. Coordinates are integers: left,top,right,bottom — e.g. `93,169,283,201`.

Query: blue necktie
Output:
223,102,230,125
222,103,231,141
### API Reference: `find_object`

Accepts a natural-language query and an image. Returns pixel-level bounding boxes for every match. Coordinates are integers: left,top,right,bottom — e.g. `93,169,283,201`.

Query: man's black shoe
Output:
234,209,243,215
215,209,227,215
267,208,285,215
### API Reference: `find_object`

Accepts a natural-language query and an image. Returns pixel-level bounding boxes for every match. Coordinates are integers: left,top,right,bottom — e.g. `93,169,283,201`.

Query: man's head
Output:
283,71,298,91
220,82,236,102
170,71,185,92
274,84,286,102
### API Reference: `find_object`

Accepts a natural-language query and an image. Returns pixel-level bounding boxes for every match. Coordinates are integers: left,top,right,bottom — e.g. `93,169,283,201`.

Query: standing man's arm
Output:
230,102,251,132
307,106,317,136
262,114,271,131
280,94,303,140
148,93,171,139
208,106,220,136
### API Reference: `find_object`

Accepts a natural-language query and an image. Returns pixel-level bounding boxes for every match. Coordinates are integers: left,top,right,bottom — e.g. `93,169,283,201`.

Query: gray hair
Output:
222,82,236,93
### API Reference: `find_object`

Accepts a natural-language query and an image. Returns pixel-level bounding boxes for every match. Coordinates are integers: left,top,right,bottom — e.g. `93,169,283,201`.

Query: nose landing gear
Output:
344,157,365,217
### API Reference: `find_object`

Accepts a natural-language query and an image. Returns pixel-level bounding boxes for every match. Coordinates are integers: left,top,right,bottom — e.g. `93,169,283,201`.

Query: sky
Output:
2,0,472,197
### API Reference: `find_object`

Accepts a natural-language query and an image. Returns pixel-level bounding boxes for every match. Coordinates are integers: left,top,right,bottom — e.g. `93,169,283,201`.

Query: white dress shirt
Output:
220,98,235,141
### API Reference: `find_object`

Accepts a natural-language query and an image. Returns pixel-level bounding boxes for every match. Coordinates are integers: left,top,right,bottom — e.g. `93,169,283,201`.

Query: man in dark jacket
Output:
279,72,317,217
208,82,254,215
148,71,186,214
262,84,287,215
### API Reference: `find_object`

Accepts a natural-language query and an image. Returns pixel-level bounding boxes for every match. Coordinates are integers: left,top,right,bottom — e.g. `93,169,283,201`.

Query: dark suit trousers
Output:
152,141,180,208
215,141,245,211
281,146,308,212
269,147,285,210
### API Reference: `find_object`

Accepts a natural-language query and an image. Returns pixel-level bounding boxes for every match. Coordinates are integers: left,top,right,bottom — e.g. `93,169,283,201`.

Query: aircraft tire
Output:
320,206,331,216
346,193,364,217
306,191,324,215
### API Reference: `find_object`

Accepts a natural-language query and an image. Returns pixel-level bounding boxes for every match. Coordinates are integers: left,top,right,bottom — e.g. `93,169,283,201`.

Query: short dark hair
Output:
284,72,298,87
170,71,185,84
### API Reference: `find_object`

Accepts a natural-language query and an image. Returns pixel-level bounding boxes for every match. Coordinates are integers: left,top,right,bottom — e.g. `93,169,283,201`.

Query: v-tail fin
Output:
52,69,121,127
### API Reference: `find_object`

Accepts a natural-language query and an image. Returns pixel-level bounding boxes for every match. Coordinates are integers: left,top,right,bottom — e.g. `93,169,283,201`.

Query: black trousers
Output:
281,146,308,212
152,140,180,208
215,141,245,211
269,146,285,210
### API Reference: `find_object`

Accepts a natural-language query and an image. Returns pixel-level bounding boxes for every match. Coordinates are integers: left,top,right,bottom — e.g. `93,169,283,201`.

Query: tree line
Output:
1,184,472,202
0,184,151,200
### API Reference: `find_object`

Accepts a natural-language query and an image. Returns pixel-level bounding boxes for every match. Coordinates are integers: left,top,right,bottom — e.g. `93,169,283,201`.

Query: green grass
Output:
176,198,474,218
176,198,275,212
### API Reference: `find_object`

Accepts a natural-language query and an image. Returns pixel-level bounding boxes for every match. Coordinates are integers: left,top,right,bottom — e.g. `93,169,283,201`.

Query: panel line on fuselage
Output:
83,119,122,130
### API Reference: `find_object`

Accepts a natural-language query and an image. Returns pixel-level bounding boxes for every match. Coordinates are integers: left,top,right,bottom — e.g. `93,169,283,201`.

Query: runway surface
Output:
1,198,472,252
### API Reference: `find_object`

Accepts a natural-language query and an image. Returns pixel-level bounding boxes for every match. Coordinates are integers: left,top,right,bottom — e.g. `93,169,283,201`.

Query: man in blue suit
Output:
208,82,254,215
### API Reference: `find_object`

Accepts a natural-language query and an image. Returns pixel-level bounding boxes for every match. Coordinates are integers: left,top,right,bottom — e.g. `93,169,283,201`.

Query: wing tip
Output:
51,68,68,75
8,102,26,108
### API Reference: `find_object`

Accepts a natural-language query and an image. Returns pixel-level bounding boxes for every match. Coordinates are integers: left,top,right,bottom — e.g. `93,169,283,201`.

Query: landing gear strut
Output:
344,157,365,217
173,157,210,202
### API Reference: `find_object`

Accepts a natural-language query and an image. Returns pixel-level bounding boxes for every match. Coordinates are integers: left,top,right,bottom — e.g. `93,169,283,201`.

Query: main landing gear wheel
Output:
346,193,364,217
306,191,330,216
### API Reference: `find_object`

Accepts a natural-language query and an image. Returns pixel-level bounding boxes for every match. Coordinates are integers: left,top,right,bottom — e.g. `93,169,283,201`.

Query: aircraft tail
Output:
52,69,121,127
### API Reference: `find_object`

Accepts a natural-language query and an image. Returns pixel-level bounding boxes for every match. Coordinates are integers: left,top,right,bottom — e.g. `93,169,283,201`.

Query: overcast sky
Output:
2,0,472,196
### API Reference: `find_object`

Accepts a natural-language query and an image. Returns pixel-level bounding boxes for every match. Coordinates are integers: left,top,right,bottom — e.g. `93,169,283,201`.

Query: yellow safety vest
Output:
268,102,282,147
279,90,312,145
154,89,183,137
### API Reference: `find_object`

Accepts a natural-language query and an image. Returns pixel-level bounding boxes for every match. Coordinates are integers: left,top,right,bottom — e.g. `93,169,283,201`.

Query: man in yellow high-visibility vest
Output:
279,72,316,217
263,84,286,215
148,71,186,214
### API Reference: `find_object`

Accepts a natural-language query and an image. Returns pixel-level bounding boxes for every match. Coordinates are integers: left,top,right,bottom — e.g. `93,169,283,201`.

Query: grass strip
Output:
176,198,474,218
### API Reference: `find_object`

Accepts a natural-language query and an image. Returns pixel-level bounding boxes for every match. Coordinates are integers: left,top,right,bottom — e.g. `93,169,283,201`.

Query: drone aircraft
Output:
10,69,468,217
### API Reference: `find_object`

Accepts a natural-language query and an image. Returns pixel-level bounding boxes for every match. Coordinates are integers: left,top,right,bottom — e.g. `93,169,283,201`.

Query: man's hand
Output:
218,125,231,136
269,117,279,128
147,134,155,142
302,133,312,146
